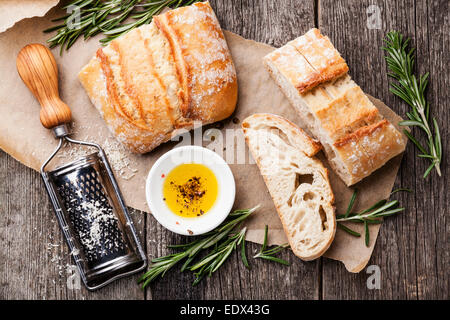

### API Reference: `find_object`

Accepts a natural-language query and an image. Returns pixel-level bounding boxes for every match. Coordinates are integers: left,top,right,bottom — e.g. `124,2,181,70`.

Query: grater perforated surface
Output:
53,165,128,270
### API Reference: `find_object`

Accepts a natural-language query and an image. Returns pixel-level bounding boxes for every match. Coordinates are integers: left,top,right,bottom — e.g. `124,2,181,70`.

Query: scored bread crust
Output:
78,1,237,154
265,44,323,94
78,55,174,153
263,29,406,186
242,113,336,261
264,28,349,94
289,28,349,87
154,3,238,121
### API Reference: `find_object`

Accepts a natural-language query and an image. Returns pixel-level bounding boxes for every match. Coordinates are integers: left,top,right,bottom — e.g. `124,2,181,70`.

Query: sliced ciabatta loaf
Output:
264,28,406,186
242,113,336,260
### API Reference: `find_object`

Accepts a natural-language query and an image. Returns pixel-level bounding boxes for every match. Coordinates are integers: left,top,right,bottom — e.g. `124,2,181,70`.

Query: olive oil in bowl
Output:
163,163,218,218
146,146,235,236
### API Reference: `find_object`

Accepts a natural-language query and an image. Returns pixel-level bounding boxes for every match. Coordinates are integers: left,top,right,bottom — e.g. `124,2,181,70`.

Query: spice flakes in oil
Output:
162,163,218,218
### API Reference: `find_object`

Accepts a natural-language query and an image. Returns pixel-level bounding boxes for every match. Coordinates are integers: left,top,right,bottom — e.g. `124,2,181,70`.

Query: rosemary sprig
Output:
190,228,247,286
138,205,259,288
382,31,442,178
45,0,199,54
336,188,411,246
253,225,290,265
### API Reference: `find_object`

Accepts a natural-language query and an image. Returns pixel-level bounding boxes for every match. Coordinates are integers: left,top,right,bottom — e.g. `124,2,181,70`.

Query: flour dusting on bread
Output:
79,1,237,154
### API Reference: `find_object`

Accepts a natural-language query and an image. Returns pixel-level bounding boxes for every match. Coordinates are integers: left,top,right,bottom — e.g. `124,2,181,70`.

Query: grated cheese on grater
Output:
77,199,119,252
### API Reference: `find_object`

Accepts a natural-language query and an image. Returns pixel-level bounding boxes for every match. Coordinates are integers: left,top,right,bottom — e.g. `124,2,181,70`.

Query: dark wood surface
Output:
0,0,448,300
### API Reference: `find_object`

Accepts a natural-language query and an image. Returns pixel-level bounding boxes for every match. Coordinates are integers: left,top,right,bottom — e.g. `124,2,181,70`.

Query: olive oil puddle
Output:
163,163,218,218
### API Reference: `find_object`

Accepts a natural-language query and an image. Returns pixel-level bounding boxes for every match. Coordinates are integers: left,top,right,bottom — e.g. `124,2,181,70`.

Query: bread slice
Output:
242,113,336,260
264,29,406,186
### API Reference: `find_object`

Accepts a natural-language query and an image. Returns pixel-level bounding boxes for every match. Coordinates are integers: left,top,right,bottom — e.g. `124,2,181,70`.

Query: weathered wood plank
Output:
413,0,449,300
0,151,145,299
319,0,448,299
145,0,320,300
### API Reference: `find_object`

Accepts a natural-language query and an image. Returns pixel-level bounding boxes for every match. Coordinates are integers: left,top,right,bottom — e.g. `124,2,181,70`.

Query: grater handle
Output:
16,43,72,130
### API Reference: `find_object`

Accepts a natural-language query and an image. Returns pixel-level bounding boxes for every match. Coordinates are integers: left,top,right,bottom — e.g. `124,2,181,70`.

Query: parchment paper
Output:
0,0,60,33
0,3,405,273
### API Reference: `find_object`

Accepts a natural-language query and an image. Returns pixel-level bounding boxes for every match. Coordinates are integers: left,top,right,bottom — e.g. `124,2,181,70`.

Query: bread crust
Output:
264,44,323,94
242,113,336,261
153,1,238,122
78,1,237,154
315,86,381,141
263,28,406,186
242,113,322,157
79,56,171,153
153,13,191,119
265,28,349,95
289,28,349,87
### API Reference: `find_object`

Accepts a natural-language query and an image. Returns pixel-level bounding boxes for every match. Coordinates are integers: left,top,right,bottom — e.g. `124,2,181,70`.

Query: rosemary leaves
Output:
139,205,258,288
336,188,411,246
382,31,442,178
139,206,292,288
253,225,290,265
45,0,199,53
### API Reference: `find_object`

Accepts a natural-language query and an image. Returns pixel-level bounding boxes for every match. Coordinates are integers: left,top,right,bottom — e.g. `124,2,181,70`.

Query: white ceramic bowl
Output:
145,146,235,236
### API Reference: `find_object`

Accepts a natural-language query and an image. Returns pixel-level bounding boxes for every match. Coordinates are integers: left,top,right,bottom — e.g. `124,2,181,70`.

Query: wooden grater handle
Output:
16,43,72,129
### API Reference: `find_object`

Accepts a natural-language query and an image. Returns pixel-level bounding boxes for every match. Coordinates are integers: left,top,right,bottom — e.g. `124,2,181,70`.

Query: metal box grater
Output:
42,148,147,290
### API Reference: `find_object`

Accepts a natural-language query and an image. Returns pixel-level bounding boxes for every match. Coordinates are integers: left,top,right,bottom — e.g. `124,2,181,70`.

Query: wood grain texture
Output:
0,0,448,300
319,0,449,300
16,44,72,129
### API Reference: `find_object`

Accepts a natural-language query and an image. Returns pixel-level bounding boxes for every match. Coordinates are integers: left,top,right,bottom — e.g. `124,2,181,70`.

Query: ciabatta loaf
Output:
79,2,237,153
264,28,406,186
242,113,336,260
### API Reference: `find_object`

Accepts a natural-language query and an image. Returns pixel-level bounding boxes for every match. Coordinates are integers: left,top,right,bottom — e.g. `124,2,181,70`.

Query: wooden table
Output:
0,0,448,300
